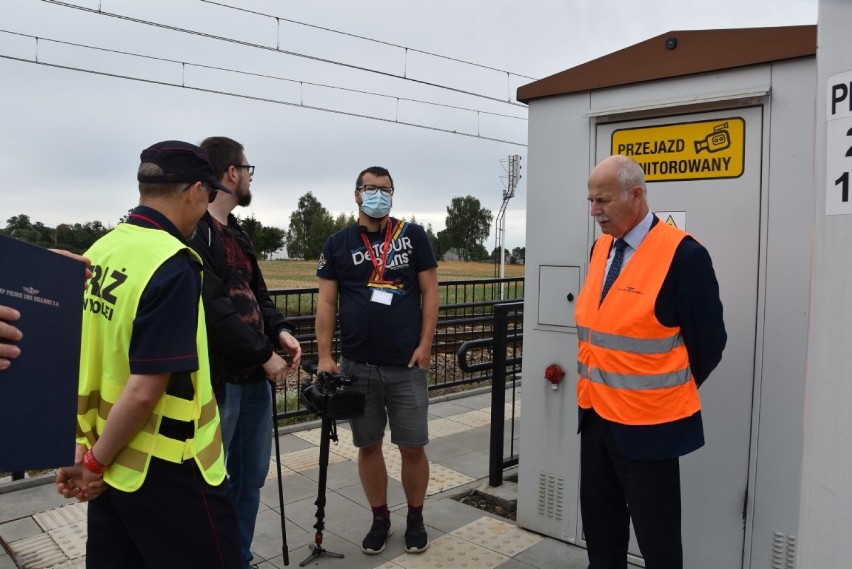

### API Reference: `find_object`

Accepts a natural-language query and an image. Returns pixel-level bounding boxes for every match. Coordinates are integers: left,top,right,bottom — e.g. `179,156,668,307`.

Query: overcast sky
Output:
0,0,816,251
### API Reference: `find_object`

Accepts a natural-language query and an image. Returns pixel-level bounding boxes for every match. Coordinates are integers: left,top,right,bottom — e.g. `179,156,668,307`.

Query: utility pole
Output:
494,154,521,298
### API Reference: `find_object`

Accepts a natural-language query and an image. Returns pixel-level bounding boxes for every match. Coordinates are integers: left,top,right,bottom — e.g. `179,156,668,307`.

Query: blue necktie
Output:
600,238,627,303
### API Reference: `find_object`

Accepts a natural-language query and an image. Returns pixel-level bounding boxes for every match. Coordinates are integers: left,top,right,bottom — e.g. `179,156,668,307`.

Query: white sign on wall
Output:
655,211,687,230
826,69,852,215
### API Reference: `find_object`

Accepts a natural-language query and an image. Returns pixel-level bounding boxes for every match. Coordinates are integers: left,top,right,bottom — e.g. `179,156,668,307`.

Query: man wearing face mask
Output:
315,166,439,556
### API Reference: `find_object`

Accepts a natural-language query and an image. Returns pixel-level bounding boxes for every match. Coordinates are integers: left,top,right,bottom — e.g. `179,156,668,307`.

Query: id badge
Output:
370,289,393,305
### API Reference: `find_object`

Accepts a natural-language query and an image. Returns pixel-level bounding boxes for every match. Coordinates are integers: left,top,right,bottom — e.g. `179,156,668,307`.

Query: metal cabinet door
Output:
591,105,763,569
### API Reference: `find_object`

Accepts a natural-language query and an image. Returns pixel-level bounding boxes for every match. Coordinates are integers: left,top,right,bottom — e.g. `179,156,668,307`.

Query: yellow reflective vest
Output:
77,223,225,492
575,222,701,426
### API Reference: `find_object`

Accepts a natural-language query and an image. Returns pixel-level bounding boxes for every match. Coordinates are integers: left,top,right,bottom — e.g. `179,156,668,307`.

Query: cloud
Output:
0,0,815,253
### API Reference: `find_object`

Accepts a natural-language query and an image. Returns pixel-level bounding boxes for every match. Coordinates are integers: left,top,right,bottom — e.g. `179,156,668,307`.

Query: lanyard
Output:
359,220,396,284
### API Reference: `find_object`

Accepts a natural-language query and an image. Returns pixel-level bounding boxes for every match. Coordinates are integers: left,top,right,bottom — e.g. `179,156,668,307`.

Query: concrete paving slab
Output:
334,475,408,510
422,436,477,463
250,508,313,565
0,386,603,569
417,495,500,535
441,450,492,479
0,483,74,521
289,532,378,569
492,558,537,569
276,432,320,454
295,459,362,492
453,392,495,410
440,425,491,451
0,552,17,569
427,400,473,418
513,533,589,569
259,469,318,507
0,517,42,543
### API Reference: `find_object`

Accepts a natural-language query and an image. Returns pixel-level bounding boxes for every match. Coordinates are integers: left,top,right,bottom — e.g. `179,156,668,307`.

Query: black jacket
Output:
189,211,293,401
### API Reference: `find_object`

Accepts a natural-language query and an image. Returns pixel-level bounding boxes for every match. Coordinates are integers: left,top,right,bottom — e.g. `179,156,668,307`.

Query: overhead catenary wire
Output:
0,31,528,147
41,0,530,108
0,30,527,123
200,0,538,81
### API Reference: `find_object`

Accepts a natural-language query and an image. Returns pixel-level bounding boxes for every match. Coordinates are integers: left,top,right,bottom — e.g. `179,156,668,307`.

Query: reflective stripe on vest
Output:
77,224,225,491
574,222,701,426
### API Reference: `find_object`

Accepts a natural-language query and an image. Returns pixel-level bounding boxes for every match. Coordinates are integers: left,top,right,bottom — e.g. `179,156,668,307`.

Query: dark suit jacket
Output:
580,215,727,460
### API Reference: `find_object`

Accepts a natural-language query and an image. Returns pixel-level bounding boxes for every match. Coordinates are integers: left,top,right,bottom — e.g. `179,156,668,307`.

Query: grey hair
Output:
615,155,647,195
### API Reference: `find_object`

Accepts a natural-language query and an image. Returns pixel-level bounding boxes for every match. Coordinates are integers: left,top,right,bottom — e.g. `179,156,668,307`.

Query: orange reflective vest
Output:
575,222,701,426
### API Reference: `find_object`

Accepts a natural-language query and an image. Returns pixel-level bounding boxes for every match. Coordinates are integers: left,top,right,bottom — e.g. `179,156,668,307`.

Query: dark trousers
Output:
87,457,240,569
580,410,683,569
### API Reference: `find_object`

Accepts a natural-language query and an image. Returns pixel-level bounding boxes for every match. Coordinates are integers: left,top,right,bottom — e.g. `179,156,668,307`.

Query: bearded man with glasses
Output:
189,136,302,569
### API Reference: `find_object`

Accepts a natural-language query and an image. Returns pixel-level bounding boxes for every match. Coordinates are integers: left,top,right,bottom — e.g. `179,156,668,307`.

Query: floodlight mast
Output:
495,154,521,298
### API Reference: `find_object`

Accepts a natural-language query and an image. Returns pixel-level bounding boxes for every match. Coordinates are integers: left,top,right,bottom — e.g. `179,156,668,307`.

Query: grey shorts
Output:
339,356,430,448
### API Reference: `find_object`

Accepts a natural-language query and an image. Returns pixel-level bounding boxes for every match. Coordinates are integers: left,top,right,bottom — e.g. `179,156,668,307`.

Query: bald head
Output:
587,155,649,238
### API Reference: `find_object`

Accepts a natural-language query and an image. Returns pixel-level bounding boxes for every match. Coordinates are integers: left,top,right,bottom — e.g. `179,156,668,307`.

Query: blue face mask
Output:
360,192,392,218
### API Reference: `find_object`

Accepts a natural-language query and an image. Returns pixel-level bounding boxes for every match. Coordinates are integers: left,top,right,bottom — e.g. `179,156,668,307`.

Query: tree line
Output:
2,193,524,262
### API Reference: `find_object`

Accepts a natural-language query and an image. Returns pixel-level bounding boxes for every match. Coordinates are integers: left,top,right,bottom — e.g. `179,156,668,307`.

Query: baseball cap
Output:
137,140,231,193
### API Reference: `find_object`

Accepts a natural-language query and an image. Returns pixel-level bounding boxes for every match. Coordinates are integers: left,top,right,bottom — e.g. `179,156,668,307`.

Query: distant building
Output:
442,248,462,261
268,245,288,260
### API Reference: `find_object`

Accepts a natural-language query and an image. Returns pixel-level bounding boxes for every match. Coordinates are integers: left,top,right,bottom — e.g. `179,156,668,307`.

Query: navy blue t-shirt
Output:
317,219,437,365
125,206,200,418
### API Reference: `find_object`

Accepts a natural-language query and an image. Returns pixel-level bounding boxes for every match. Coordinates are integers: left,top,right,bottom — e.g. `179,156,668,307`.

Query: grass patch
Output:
259,259,524,290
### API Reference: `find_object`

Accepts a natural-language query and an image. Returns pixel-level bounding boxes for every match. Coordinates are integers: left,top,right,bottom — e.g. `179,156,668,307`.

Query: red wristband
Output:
83,449,107,474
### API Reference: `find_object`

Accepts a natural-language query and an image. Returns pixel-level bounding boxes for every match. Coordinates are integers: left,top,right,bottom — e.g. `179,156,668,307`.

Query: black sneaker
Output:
361,516,393,554
404,516,430,553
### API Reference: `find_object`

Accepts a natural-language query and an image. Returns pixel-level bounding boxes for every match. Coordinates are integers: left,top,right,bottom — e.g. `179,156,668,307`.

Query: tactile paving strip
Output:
294,426,356,447
48,521,87,560
452,516,543,557
449,409,492,428
266,447,348,478
382,452,403,477
7,532,68,569
387,534,508,568
428,417,471,439
33,503,87,532
421,463,475,496
369,562,405,569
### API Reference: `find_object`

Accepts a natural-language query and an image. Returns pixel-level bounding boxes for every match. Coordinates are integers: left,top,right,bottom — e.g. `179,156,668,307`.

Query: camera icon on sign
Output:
695,123,731,154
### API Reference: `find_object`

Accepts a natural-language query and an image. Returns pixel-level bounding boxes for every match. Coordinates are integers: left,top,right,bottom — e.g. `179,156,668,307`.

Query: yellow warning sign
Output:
655,211,686,230
611,118,745,182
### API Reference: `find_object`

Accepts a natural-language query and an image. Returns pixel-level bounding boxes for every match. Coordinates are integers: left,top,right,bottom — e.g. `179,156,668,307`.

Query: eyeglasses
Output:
182,182,218,203
203,185,218,203
234,164,255,176
357,185,394,196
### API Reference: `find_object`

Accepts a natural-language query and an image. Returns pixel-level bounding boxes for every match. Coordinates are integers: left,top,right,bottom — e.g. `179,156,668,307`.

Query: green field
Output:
259,259,525,290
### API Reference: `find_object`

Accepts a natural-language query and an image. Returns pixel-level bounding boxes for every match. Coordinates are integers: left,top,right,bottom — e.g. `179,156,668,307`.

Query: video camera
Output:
300,360,366,420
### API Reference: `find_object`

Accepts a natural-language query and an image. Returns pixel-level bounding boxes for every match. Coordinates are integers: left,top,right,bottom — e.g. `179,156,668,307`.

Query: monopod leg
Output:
270,380,290,566
299,417,344,566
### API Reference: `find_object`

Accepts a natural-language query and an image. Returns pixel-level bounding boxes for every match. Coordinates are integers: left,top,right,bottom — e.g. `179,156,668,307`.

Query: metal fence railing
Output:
458,302,524,486
268,277,525,421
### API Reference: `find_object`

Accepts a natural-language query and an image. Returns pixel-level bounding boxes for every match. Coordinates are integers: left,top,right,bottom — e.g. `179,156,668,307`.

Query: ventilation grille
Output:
770,531,797,569
537,471,565,520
